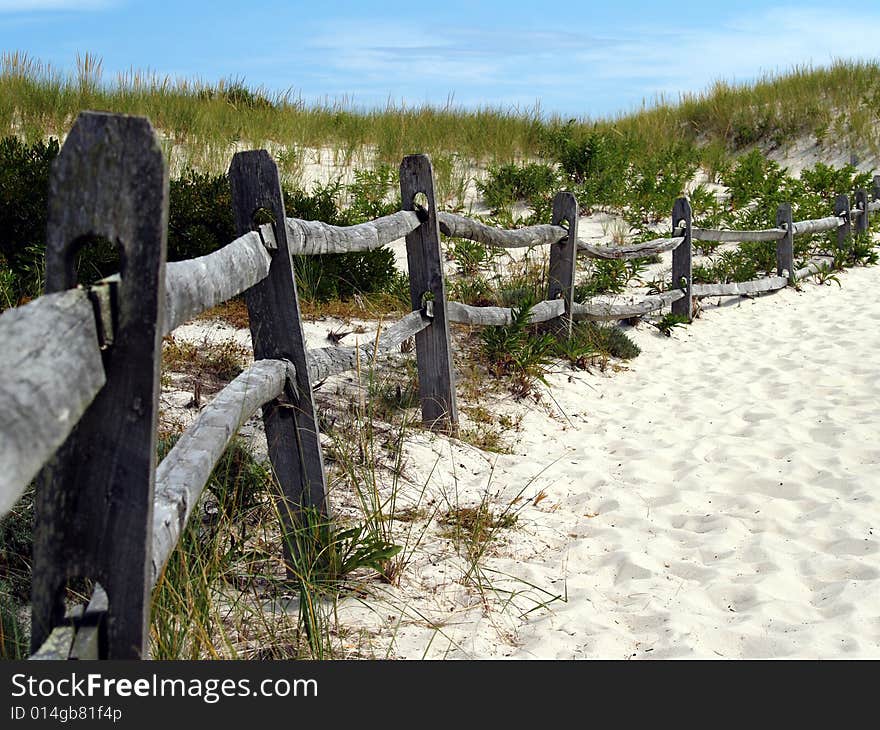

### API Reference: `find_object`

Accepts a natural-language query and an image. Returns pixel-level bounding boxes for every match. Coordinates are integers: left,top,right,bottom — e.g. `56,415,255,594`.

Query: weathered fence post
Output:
873,175,880,202
776,202,794,281
399,154,458,434
672,197,693,321
548,191,579,334
228,151,327,574
835,193,851,249
31,112,167,659
854,189,869,235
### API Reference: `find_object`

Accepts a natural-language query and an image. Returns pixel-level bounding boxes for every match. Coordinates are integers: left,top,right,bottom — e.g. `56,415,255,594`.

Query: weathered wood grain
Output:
835,194,851,249
689,227,784,242
548,192,579,333
401,155,458,433
437,211,567,248
29,626,75,660
578,236,684,259
671,198,693,321
776,203,794,281
854,189,869,235
791,215,843,236
307,310,431,383
230,150,328,579
32,111,167,660
794,258,831,280
285,210,422,255
446,298,565,326
571,291,684,321
69,585,109,660
151,359,290,586
0,289,105,519
692,276,789,298
163,230,271,334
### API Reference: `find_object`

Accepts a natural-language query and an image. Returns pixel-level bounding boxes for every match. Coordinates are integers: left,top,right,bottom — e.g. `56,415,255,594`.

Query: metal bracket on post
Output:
400,154,458,434
548,191,579,336
31,112,168,659
776,202,794,283
854,189,869,236
835,193,851,250
229,150,328,578
671,197,693,321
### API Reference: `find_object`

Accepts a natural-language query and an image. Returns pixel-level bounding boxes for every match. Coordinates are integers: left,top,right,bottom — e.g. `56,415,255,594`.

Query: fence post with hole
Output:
835,193,851,251
30,112,168,659
776,202,794,282
228,150,328,575
548,191,579,335
399,154,458,434
854,189,869,235
671,197,693,321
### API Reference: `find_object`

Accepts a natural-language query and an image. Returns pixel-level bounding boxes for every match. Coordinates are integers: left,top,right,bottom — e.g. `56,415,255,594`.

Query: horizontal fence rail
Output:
2,110,877,659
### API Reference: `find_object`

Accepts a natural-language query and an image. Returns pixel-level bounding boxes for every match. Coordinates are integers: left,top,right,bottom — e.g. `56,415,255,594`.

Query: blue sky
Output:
1,0,878,118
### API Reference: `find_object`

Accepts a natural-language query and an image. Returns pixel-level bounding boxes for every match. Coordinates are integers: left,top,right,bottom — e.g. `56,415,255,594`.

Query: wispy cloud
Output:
0,0,117,12
293,5,880,116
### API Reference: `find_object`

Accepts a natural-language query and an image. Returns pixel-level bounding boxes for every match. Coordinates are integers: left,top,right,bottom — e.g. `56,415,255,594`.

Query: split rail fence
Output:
1,112,878,659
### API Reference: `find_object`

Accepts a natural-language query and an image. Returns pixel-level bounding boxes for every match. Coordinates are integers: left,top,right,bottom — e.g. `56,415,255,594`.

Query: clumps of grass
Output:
439,503,517,557
162,335,249,398
652,313,690,337
0,485,33,659
459,407,521,454
574,321,641,360
478,162,559,219
480,295,557,394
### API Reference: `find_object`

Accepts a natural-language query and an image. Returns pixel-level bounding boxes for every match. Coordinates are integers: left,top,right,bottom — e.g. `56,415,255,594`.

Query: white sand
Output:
318,263,880,660
164,250,880,659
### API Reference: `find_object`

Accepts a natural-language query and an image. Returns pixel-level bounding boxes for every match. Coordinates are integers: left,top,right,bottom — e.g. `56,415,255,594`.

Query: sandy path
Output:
376,264,880,659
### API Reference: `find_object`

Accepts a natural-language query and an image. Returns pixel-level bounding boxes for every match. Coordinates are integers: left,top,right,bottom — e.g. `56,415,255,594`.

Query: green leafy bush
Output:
478,162,559,213
168,170,236,261
0,136,58,304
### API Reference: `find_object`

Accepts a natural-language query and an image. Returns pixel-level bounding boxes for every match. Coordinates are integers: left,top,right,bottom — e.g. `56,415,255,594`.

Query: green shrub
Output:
577,322,640,360
0,136,58,304
168,170,236,261
478,162,559,213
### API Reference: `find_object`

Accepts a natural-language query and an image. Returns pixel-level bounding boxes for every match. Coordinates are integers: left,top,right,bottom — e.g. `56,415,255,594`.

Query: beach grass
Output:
4,52,880,179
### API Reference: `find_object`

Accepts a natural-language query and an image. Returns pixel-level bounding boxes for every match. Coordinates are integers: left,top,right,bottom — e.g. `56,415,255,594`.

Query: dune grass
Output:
4,52,880,179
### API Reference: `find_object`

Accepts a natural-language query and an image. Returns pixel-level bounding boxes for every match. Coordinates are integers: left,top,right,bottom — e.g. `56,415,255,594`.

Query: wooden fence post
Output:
873,175,880,202
31,112,167,659
671,197,693,321
776,202,794,281
228,151,328,574
399,154,458,434
548,191,579,334
854,189,869,235
835,193,851,249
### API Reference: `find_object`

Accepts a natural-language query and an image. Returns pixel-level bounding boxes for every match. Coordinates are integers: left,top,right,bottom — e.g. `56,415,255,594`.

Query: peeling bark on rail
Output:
150,359,291,587
307,310,431,382
578,236,683,259
437,212,568,248
162,231,272,334
0,289,105,518
284,211,422,255
446,298,565,326
692,276,789,298
571,291,684,321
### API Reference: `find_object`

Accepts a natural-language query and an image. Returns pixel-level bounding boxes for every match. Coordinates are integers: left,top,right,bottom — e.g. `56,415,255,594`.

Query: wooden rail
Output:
1,111,876,659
